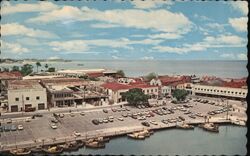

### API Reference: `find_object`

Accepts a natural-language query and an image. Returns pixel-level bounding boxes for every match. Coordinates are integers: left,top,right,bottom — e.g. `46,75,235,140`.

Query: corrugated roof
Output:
7,80,43,90
0,71,22,80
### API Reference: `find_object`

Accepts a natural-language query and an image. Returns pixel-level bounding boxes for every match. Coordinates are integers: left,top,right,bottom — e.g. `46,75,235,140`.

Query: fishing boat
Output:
85,141,105,148
127,133,145,139
199,123,219,132
30,146,43,153
94,137,110,143
62,141,79,151
42,145,63,154
76,140,85,148
9,148,31,155
176,123,194,129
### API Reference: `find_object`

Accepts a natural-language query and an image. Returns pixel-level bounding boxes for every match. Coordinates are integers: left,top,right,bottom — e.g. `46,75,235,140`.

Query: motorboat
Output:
9,148,31,155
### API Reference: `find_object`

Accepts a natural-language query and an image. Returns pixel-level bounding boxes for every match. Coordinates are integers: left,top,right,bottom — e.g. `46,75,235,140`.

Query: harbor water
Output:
60,125,247,155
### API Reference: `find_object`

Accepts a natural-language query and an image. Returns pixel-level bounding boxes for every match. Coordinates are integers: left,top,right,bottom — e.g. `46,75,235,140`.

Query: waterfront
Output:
1,60,247,78
61,125,247,155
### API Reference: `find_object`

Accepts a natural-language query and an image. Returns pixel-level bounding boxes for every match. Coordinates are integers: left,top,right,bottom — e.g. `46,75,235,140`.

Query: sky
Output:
0,0,248,60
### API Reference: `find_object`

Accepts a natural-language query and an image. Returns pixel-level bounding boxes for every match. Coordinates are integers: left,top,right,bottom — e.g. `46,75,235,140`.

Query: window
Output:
243,93,245,95
228,91,230,93
26,97,30,101
15,98,19,101
231,92,234,94
235,92,237,94
239,92,242,94
36,96,40,100
151,89,153,92
214,90,216,92
224,91,226,93
210,89,212,92
155,89,157,92
217,90,219,92
201,89,203,91
221,90,223,93
198,88,200,90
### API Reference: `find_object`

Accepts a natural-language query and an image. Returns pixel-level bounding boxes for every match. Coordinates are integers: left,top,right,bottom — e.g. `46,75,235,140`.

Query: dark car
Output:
111,108,117,112
179,116,185,121
92,119,99,125
0,126,3,132
35,113,43,117
132,115,137,119
11,125,17,131
4,125,11,132
103,109,108,113
141,121,150,127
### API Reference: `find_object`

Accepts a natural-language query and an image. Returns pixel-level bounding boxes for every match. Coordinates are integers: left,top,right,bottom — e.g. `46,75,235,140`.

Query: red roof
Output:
0,71,22,80
86,72,104,78
101,82,157,91
158,75,191,86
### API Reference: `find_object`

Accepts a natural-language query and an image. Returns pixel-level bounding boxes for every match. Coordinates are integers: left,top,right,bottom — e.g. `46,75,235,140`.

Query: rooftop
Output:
101,82,157,91
0,71,22,80
7,80,43,90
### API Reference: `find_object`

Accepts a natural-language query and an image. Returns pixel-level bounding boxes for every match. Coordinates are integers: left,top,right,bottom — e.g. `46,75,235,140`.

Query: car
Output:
70,113,75,117
51,118,58,123
111,108,117,112
149,120,158,125
149,112,155,117
141,121,150,127
17,125,23,130
103,119,109,123
121,108,126,111
6,119,12,124
161,119,168,124
138,116,146,120
34,113,43,117
59,113,64,118
25,117,31,122
11,125,17,131
189,115,196,119
125,107,130,111
117,117,124,121
98,119,103,124
132,115,137,119
117,108,122,112
108,118,114,122
0,126,3,132
122,113,128,117
179,116,185,121
80,112,85,116
146,114,151,118
73,131,81,137
184,111,191,114
103,109,108,113
127,113,132,117
92,119,99,125
141,105,145,109
50,123,57,129
4,125,11,132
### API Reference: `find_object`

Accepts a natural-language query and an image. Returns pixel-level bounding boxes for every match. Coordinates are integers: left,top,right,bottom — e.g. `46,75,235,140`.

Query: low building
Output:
101,82,158,103
0,71,22,93
7,80,47,112
55,69,117,78
117,77,143,84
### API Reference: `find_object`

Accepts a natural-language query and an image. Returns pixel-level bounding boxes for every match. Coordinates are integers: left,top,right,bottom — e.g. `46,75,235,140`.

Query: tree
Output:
36,61,41,73
145,72,157,81
122,88,149,106
172,89,188,101
45,64,49,71
48,67,55,72
116,70,125,77
11,66,20,72
20,64,33,76
3,67,9,72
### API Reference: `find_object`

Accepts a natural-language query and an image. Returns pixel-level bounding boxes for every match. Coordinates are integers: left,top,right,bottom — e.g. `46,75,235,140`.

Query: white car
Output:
17,125,23,130
6,118,12,123
149,120,158,125
25,117,31,122
117,117,124,121
70,113,75,117
50,123,57,129
108,116,114,120
80,112,85,116
73,131,81,137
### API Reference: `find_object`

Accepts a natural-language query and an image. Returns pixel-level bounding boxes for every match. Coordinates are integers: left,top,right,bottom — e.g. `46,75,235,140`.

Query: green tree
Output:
48,67,55,72
122,88,149,106
36,61,41,73
44,64,49,71
145,72,157,81
172,89,188,101
3,67,9,72
11,66,20,72
20,64,33,76
116,70,125,77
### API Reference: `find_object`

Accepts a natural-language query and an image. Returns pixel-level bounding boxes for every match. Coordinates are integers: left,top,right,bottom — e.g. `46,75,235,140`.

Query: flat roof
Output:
0,71,22,80
8,80,43,90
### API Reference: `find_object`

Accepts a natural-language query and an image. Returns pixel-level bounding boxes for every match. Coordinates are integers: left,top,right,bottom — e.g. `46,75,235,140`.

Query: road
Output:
0,96,246,151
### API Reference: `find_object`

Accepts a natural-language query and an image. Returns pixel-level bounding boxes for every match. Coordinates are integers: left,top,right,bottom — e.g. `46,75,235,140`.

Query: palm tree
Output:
45,64,49,72
36,61,41,73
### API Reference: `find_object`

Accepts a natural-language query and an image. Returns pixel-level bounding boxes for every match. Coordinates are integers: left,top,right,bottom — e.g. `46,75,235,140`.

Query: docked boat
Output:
127,133,145,139
30,146,43,153
85,141,105,148
94,137,110,143
76,140,85,148
42,145,64,154
9,148,31,155
61,141,79,151
176,123,194,129
199,123,219,132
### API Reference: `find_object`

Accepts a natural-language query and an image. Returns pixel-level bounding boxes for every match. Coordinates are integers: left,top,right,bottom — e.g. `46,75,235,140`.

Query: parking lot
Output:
0,96,246,148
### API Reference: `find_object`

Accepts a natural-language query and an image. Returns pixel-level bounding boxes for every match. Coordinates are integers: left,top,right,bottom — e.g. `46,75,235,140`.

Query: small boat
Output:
42,145,63,154
127,133,145,139
30,146,43,153
9,148,31,155
85,141,105,148
176,123,194,129
94,137,110,143
200,123,219,132
76,140,85,148
61,141,79,151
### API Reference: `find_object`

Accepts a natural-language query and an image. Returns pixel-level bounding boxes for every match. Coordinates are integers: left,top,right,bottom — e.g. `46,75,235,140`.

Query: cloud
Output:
203,35,245,45
1,1,59,15
48,56,61,60
153,44,206,54
130,1,173,9
140,56,154,60
193,14,212,21
149,33,182,39
237,53,247,60
220,53,235,59
2,23,58,38
27,6,193,34
206,23,225,32
16,37,41,46
49,38,163,53
1,40,29,54
111,55,120,60
229,17,248,32
230,1,248,16
91,23,120,28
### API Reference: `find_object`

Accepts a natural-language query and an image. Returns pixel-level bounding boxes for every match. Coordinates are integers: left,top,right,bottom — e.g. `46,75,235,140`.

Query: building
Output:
117,77,143,84
0,71,22,93
55,69,117,78
101,82,158,103
7,80,47,112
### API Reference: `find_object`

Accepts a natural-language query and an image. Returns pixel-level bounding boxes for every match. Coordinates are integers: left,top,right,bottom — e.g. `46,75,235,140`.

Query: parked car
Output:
50,123,57,129
6,119,12,124
51,118,58,123
34,113,43,117
73,131,81,137
70,113,75,117
111,108,117,112
4,125,11,132
0,126,3,132
103,109,108,113
179,116,185,121
98,118,103,124
17,125,23,130
141,121,150,127
92,119,99,125
11,125,17,131
149,120,158,125
161,119,168,124
122,113,128,117
59,113,64,118
25,117,31,122
103,118,109,123
117,117,124,121
125,107,130,111
80,112,85,116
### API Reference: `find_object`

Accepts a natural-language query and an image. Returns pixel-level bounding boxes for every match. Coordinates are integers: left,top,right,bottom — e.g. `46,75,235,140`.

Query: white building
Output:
7,80,47,112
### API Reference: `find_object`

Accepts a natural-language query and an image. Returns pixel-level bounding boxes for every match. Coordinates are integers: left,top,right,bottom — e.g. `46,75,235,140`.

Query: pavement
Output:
0,96,246,151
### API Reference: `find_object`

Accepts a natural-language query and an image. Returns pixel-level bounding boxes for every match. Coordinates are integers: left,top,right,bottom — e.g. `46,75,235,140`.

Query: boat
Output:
30,146,43,153
9,148,31,155
199,123,219,132
76,140,85,148
42,145,64,154
94,137,110,143
176,123,194,129
127,133,145,139
85,141,105,148
61,141,79,151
